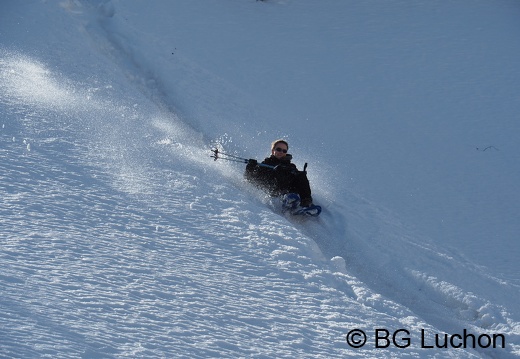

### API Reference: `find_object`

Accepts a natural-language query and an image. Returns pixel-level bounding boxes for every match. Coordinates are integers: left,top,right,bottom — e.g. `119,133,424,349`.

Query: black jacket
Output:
245,154,312,203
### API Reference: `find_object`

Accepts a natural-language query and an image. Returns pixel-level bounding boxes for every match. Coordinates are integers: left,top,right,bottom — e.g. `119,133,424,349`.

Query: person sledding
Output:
244,139,321,216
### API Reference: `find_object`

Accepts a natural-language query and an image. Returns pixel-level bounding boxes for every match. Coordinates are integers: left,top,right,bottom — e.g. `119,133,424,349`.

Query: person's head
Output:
271,139,289,159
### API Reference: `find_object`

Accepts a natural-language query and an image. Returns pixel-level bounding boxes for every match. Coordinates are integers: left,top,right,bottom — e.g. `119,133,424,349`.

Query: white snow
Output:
1,0,520,358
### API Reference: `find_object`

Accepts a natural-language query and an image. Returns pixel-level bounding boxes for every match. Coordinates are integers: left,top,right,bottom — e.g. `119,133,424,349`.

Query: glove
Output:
246,159,258,172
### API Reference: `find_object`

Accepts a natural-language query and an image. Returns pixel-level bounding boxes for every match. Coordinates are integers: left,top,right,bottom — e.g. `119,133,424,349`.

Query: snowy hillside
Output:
1,0,519,358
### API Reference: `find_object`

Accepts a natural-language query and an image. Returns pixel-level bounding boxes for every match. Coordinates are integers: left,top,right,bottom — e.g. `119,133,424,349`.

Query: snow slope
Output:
1,0,519,358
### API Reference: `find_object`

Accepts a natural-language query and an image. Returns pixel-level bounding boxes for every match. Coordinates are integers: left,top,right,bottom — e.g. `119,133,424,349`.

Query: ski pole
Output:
211,148,248,162
211,148,275,169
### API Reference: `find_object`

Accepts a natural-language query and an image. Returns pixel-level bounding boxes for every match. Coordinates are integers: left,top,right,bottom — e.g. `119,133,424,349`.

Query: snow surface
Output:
1,0,520,358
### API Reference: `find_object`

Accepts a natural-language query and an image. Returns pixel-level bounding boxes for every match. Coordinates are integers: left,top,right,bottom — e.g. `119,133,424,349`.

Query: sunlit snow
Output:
1,0,519,358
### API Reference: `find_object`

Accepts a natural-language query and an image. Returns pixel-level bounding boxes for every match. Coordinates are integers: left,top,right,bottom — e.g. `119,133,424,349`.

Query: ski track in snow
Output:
1,1,519,358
